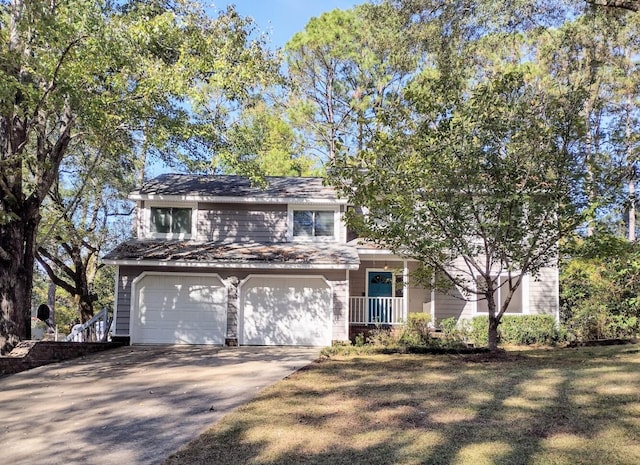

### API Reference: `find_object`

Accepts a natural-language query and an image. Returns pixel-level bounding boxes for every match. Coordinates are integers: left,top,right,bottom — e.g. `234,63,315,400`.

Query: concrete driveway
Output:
0,345,320,465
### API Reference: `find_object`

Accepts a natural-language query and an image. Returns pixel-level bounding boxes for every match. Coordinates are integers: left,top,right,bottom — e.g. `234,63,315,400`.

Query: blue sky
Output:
213,1,362,48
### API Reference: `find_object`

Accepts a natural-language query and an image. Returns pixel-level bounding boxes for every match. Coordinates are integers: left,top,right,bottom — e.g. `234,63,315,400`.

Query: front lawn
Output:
165,345,640,465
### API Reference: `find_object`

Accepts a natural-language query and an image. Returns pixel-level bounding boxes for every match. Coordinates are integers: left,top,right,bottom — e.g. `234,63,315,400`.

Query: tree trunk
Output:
626,91,636,241
47,280,56,331
0,209,38,353
77,291,95,324
487,315,500,352
483,283,500,352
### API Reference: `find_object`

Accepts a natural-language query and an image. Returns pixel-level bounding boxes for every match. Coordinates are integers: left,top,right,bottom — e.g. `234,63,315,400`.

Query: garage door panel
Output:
241,276,332,346
134,274,227,345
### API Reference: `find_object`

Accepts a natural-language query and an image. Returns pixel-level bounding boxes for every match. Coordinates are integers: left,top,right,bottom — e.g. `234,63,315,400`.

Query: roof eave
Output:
128,194,348,204
102,258,359,270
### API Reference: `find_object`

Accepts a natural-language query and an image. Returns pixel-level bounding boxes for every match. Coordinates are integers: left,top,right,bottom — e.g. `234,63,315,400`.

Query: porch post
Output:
402,260,408,321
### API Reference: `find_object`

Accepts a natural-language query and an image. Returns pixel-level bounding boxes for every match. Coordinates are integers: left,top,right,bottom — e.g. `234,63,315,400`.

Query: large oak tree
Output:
0,0,278,353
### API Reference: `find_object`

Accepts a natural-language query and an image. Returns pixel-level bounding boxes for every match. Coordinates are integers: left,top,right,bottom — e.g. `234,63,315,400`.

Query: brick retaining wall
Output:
0,341,123,376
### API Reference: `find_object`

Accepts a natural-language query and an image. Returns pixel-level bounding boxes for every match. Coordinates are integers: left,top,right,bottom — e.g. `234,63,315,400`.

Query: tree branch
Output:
586,0,640,12
35,249,77,296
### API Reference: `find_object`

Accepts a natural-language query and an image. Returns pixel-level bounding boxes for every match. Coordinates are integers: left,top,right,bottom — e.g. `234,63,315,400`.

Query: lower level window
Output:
477,275,523,313
293,210,334,238
150,207,192,235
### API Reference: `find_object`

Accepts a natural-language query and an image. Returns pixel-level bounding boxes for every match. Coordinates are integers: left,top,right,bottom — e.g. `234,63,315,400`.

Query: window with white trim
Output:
150,207,192,236
292,210,335,239
476,275,524,314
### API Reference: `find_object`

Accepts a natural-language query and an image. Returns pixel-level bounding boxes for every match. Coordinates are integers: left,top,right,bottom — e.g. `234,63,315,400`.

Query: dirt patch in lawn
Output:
165,345,640,465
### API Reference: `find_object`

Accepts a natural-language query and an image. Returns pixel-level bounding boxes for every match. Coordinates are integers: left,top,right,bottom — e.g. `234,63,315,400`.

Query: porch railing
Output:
349,297,405,325
64,308,112,342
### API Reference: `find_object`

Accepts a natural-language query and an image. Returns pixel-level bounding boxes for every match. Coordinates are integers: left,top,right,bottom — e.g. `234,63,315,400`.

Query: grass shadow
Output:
164,345,640,465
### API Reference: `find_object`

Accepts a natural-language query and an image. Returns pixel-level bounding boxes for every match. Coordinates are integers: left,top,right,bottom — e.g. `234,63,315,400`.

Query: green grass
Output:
164,345,640,465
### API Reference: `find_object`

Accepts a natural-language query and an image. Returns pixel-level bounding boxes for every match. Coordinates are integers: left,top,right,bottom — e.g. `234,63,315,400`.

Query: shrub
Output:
368,327,401,349
468,317,489,346
560,233,640,342
564,305,640,341
500,315,560,345
608,315,639,339
439,317,458,340
399,313,432,346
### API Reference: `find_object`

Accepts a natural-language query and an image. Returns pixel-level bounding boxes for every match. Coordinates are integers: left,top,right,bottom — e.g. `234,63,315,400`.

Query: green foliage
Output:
561,234,640,341
466,315,562,346
0,0,280,344
285,3,419,161
468,317,490,347
500,315,562,345
367,327,402,349
214,101,321,178
398,313,432,346
439,317,469,343
439,317,458,337
329,16,587,352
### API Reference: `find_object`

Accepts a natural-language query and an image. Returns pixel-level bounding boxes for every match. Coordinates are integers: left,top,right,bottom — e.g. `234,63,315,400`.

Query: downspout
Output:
402,260,408,321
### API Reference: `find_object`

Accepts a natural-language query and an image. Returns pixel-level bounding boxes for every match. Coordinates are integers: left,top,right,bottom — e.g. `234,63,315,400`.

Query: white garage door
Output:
133,273,227,344
240,276,333,346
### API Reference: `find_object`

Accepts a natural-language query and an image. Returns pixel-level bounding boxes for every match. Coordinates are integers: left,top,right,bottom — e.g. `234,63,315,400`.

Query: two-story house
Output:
103,174,559,346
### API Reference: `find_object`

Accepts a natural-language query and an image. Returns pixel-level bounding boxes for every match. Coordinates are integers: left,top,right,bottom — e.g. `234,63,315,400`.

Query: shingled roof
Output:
131,174,340,200
103,240,360,269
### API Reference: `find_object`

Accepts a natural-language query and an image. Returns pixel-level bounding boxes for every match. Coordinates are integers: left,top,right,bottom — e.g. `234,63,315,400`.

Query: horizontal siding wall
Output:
528,266,559,317
432,266,560,325
115,270,134,335
197,203,287,243
433,289,473,324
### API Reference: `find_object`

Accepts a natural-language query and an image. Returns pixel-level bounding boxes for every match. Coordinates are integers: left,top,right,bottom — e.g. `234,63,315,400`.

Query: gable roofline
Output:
131,173,347,204
129,193,348,204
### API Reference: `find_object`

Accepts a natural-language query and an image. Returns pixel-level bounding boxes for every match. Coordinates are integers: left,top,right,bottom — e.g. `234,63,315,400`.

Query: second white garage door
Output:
240,276,333,346
132,273,227,345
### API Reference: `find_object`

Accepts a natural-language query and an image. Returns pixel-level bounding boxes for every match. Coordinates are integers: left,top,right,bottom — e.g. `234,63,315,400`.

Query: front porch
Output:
346,254,432,340
349,296,406,325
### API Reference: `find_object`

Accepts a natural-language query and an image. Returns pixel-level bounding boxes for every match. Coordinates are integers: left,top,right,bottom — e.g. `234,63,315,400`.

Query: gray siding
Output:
432,266,560,325
433,289,472,324
528,266,559,316
197,203,287,243
115,269,133,335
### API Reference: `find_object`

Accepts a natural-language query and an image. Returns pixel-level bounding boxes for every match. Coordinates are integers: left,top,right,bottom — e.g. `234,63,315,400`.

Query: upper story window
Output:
289,207,338,241
149,206,193,238
293,210,334,238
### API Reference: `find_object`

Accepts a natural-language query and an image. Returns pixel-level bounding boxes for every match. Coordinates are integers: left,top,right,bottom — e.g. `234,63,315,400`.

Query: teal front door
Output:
368,271,393,323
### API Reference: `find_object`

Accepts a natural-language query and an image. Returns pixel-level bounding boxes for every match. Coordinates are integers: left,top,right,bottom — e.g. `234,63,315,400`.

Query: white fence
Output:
349,297,405,325
64,308,112,342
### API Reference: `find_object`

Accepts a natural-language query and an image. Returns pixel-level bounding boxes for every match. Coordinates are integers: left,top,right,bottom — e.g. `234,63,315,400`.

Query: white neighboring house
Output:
103,174,559,347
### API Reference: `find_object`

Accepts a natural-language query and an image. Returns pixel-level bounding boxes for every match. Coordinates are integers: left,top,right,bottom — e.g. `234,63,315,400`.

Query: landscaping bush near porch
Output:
165,344,640,465
450,315,562,347
342,314,563,355
496,315,562,346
